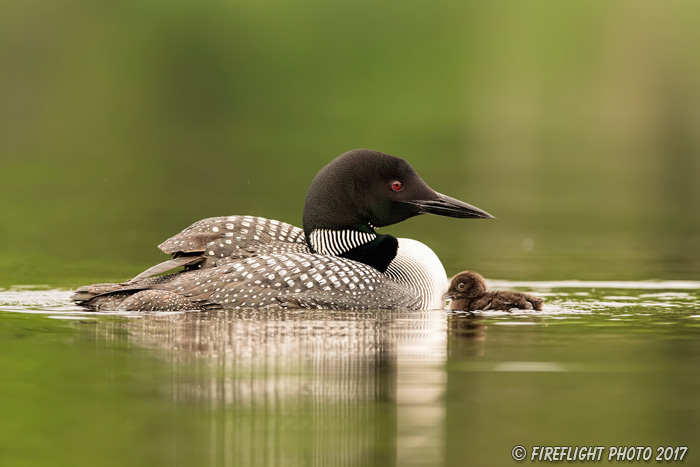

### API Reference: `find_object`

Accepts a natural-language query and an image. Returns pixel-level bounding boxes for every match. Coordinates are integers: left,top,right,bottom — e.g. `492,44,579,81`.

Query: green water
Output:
2,0,700,465
1,286,699,466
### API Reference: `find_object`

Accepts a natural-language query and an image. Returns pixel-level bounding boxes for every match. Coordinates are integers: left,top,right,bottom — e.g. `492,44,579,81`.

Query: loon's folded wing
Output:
155,253,423,312
75,251,424,312
127,215,309,282
159,215,306,257
127,256,204,284
71,274,181,311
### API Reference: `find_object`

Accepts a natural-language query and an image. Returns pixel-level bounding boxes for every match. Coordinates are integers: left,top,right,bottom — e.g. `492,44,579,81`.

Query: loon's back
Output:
159,215,306,261
125,215,308,283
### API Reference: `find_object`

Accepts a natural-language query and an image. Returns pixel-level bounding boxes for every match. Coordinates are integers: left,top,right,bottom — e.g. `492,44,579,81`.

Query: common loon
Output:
445,270,544,311
73,149,493,312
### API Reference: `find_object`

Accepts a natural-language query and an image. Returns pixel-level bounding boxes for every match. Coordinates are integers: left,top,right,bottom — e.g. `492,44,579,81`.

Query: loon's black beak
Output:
407,192,495,219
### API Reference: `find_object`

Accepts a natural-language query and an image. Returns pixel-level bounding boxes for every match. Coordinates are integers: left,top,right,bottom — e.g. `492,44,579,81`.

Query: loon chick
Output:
73,149,492,311
445,271,544,312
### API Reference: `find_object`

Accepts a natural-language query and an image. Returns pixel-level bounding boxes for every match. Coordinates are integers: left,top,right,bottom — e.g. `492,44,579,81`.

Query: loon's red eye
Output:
391,181,402,192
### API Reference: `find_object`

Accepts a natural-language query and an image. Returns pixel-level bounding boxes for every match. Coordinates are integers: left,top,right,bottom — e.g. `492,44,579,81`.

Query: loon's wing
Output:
127,215,309,282
98,253,419,312
71,273,182,310
75,253,422,312
168,253,421,311
127,256,204,284
159,215,306,257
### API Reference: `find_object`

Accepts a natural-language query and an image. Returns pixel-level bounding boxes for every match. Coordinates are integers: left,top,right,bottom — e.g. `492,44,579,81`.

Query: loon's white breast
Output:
385,238,448,310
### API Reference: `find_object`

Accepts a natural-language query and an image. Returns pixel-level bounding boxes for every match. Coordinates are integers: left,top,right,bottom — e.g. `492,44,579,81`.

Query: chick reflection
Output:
447,313,488,358
92,308,448,467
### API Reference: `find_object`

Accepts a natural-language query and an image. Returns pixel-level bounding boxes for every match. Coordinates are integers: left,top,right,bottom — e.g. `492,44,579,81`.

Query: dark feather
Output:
127,256,204,284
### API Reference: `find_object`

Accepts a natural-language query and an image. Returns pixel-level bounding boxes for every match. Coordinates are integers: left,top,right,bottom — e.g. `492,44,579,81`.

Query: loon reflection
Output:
89,308,450,466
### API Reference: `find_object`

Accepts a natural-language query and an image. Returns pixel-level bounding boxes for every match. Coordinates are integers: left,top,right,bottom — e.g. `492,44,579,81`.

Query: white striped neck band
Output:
308,229,377,256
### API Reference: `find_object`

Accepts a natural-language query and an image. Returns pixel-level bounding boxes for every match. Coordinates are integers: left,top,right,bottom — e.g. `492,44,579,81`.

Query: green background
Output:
1,0,698,286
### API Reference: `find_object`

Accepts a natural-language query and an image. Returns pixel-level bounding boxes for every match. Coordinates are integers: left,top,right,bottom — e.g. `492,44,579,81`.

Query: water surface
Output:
2,282,698,467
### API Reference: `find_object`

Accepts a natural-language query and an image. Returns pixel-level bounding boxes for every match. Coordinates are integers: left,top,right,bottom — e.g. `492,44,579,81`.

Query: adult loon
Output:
73,149,493,311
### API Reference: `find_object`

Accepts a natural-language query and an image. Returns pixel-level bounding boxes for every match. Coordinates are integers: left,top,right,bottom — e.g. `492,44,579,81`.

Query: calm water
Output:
2,282,698,467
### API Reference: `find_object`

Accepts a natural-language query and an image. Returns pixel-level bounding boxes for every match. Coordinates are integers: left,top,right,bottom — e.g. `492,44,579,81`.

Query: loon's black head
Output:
303,149,493,234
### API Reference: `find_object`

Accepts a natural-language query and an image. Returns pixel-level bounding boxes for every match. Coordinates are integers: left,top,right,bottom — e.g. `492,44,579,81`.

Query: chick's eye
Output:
457,283,466,291
391,181,403,192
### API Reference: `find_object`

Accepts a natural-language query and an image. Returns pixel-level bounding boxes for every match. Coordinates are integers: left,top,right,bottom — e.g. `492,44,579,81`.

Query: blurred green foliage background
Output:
1,0,698,287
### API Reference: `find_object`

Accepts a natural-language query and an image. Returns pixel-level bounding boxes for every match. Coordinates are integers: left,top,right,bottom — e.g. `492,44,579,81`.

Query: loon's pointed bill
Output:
403,192,494,219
